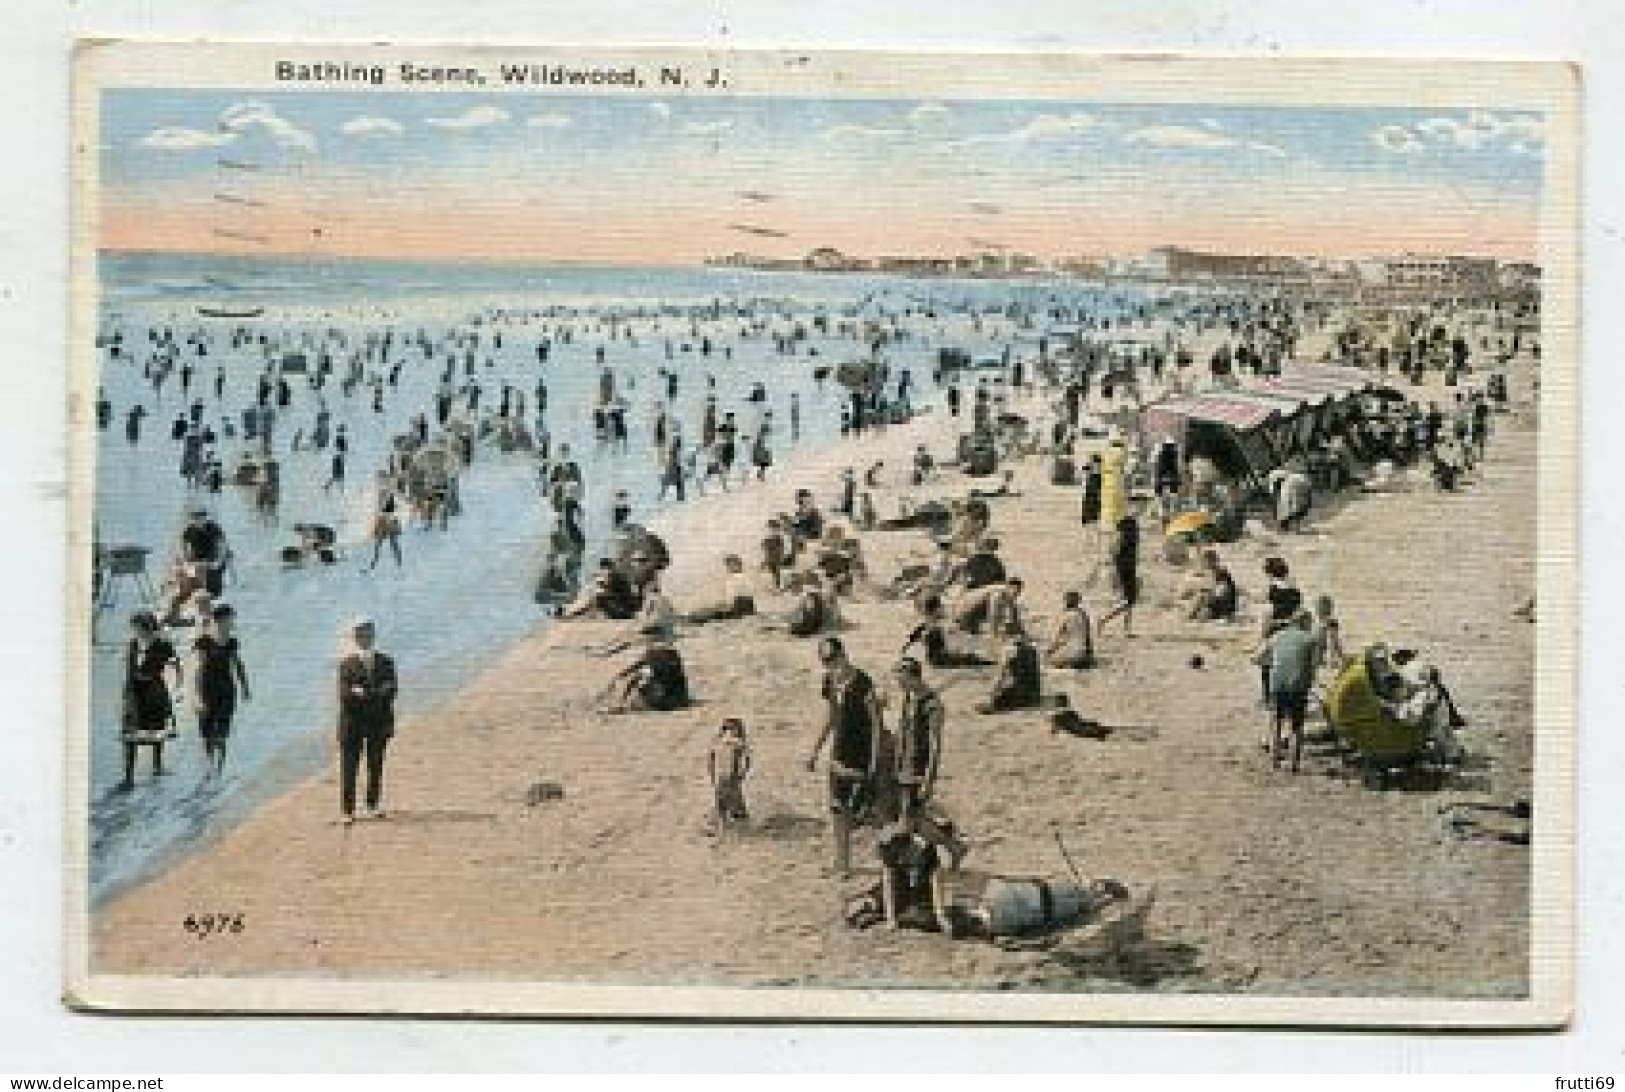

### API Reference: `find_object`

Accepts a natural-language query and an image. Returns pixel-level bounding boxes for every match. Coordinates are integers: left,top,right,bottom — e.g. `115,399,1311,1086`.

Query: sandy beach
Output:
91,345,1539,998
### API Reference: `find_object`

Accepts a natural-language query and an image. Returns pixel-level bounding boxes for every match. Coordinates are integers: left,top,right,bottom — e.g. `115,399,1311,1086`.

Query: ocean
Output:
87,252,1149,902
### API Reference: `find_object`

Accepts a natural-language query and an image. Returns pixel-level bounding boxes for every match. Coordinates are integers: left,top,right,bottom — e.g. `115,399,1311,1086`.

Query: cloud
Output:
1371,124,1426,154
425,105,511,130
908,102,950,125
340,115,404,138
219,101,318,152
1124,124,1237,150
1371,111,1544,157
1009,111,1104,140
137,126,238,151
680,120,734,136
527,112,573,129
649,102,672,120
1246,139,1288,158
821,122,905,140
934,111,1103,149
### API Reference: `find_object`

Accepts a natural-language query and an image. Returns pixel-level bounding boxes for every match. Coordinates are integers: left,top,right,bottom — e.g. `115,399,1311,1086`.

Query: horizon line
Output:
99,243,1533,267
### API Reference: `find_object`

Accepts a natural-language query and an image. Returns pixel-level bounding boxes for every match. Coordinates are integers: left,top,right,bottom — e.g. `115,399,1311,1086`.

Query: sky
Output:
98,90,1548,264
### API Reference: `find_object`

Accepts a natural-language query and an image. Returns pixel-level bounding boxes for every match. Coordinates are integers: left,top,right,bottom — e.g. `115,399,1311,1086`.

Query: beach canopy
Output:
1144,393,1280,434
1140,390,1318,485
1270,365,1373,397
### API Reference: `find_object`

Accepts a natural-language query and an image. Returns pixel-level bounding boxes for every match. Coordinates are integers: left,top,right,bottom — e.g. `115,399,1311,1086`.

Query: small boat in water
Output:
197,304,264,319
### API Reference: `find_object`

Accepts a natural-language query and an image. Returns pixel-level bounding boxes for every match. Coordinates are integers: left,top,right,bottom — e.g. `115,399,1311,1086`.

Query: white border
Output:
61,42,1579,1029
2,0,1619,1071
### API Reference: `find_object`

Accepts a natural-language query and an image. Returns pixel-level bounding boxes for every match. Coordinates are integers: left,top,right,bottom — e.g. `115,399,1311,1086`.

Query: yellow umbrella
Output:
1164,509,1216,541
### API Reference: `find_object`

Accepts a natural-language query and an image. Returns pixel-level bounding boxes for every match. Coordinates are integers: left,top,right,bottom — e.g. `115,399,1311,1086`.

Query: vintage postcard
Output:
65,42,1578,1024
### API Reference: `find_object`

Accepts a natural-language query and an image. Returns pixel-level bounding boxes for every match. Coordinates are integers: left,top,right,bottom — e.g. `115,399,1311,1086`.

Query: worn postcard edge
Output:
61,41,1581,1026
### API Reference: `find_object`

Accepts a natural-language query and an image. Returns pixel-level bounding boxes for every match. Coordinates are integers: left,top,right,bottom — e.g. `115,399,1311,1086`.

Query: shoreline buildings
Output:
705,245,1539,303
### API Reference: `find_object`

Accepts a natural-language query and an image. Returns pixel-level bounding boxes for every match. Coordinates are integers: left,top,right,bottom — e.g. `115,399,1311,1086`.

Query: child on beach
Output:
708,718,752,828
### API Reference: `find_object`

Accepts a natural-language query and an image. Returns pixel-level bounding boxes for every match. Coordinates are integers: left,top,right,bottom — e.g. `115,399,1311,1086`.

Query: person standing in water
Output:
192,603,250,779
117,610,182,791
367,485,403,571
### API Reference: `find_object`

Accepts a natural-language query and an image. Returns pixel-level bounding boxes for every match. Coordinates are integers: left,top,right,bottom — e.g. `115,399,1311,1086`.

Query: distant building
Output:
1357,253,1506,301
804,246,854,272
1126,246,1307,283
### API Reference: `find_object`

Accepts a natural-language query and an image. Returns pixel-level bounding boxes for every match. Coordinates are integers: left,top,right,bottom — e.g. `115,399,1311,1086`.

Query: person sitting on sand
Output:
602,633,690,714
563,558,640,621
534,551,575,609
760,517,793,592
1046,590,1095,669
893,538,957,601
684,554,757,624
790,489,824,545
902,594,994,668
985,577,1027,640
958,537,1007,592
945,499,991,556
876,816,950,931
1380,664,1466,764
634,575,676,642
1188,549,1238,622
975,634,1042,714
910,444,937,486
787,572,835,638
814,525,868,597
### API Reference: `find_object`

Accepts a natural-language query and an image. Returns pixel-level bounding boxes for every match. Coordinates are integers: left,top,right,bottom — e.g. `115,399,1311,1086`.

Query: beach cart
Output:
1322,647,1446,785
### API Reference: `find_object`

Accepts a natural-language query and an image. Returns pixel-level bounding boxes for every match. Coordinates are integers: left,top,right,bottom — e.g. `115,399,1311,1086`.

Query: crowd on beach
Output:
93,281,1535,934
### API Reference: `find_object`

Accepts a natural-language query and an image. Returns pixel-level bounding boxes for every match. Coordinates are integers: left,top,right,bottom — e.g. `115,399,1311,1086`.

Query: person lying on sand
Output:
968,469,1022,501
877,496,952,533
1050,694,1110,739
684,554,757,624
890,539,957,601
975,634,1043,714
902,594,994,668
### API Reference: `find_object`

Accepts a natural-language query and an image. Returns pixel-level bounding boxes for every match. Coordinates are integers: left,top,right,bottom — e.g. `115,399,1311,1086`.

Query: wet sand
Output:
91,355,1539,998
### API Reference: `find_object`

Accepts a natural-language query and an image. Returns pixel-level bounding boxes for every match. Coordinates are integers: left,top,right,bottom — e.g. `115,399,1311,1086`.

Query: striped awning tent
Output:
1144,393,1279,433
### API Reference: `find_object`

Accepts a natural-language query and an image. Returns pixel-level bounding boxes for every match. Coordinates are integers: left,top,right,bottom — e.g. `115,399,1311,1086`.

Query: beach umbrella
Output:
1164,510,1216,541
